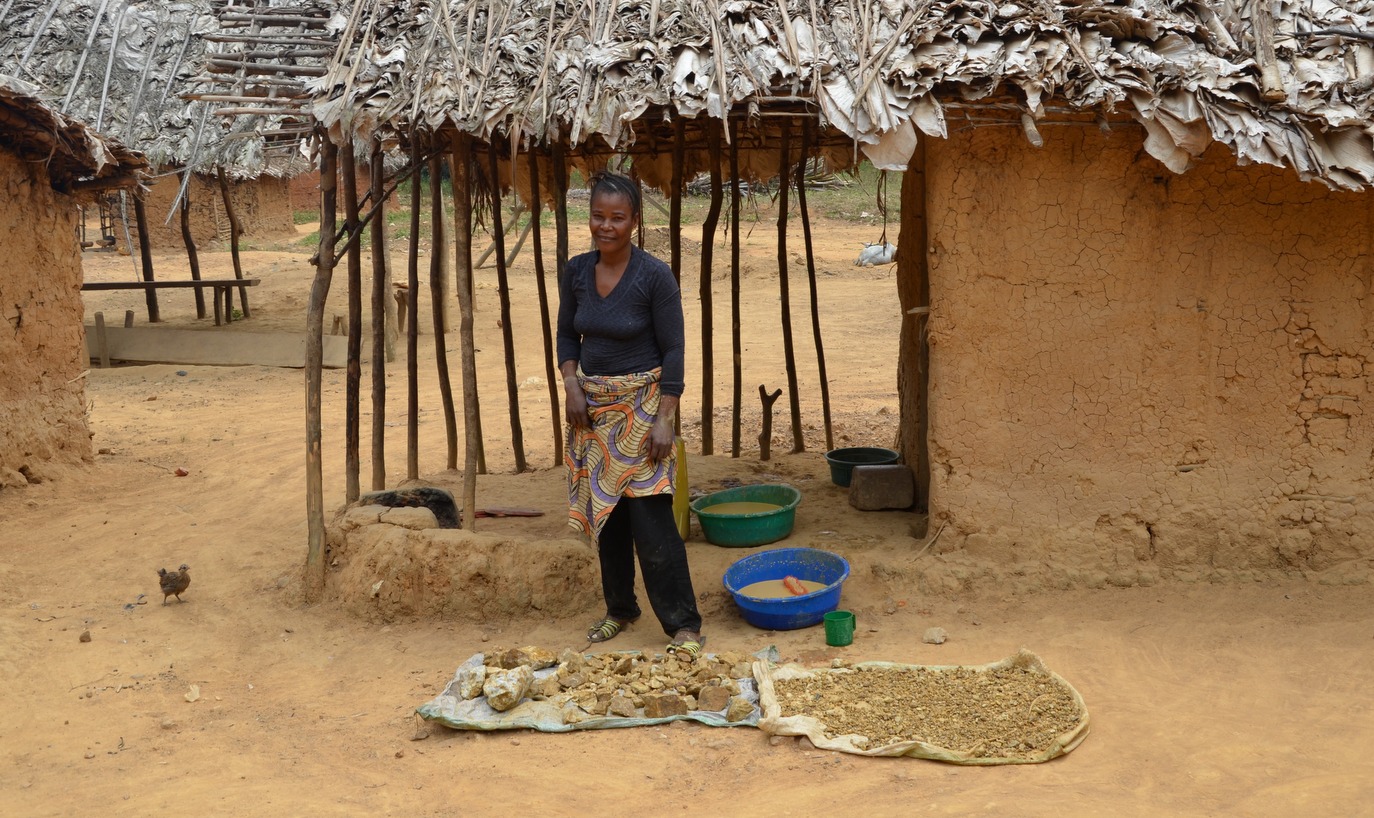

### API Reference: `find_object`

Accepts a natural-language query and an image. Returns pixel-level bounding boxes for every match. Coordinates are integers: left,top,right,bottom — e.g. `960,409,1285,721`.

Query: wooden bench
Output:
81,279,260,325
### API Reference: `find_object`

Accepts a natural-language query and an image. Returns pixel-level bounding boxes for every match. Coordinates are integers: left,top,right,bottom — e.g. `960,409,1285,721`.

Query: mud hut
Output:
297,0,1373,600
0,0,309,254
0,77,147,489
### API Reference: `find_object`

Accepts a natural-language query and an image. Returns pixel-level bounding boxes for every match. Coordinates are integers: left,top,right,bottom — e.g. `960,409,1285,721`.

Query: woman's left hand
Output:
646,418,675,462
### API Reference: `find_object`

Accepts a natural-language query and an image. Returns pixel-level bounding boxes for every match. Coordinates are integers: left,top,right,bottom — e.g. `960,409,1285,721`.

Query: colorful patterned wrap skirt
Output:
565,368,676,544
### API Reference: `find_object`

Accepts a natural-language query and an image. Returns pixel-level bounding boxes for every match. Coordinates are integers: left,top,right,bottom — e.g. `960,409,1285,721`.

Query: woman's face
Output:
588,190,637,257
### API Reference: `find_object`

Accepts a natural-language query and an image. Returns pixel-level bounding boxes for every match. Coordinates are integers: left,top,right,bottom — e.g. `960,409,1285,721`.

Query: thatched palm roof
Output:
311,0,1374,189
0,0,326,177
0,75,148,191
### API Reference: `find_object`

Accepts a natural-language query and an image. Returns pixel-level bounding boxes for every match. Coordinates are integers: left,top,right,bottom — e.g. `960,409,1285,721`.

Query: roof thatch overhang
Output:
0,76,148,193
312,0,1374,190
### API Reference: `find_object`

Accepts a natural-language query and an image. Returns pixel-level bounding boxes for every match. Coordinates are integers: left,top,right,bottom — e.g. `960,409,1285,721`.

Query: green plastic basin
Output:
690,484,801,548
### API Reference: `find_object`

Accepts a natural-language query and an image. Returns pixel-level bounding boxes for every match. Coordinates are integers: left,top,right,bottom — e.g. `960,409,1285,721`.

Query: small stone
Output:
480,634,490,642
643,693,689,719
798,736,816,750
79,630,91,643
558,672,586,690
531,676,562,698
84,752,95,759
561,705,590,725
768,735,785,747
510,738,520,746
159,719,175,730
725,696,755,723
482,665,533,712
394,749,405,758
519,646,558,670
696,685,732,712
922,627,948,645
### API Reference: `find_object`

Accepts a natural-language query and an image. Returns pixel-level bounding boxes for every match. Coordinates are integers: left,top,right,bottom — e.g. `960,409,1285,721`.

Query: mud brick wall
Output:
915,126,1372,588
0,150,92,488
134,173,295,250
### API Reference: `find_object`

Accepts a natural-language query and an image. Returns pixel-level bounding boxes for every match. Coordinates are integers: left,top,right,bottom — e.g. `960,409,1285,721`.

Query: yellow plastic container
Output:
673,437,690,541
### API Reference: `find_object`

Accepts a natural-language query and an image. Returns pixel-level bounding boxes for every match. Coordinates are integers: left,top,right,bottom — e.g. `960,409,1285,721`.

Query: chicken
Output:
158,564,191,604
854,241,897,266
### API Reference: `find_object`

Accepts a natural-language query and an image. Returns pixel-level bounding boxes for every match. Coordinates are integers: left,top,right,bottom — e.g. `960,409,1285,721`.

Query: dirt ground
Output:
3,218,1373,817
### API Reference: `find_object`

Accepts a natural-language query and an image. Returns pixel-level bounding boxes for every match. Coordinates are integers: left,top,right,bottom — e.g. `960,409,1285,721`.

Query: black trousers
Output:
598,494,702,636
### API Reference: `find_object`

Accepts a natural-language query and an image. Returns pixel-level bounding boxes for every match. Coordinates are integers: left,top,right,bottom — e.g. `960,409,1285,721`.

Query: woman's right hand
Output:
564,379,591,429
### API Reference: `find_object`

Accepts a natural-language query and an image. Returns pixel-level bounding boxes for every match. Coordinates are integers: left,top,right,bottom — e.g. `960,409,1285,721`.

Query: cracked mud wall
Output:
132,174,295,251
0,150,93,489
915,125,1372,588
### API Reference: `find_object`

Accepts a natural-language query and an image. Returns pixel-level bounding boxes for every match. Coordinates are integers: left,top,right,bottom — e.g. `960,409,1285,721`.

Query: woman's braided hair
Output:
588,171,641,218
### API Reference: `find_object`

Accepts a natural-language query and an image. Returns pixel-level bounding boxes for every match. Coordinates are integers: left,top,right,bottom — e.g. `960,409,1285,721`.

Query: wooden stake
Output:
430,151,460,472
796,119,834,451
551,142,569,281
178,178,206,319
897,138,932,513
215,167,249,317
406,141,421,481
371,138,398,365
304,136,338,603
131,194,159,323
488,142,528,473
341,141,364,504
93,312,110,368
451,134,481,527
758,385,782,461
698,127,723,456
775,121,805,453
369,139,388,491
528,148,563,466
729,120,743,458
670,119,684,284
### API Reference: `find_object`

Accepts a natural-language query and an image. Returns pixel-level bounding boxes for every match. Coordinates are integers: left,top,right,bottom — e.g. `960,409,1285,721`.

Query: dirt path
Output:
2,220,1372,816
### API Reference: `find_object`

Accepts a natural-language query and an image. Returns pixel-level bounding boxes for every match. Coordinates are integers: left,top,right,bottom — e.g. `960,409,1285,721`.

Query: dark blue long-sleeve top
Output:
556,246,686,397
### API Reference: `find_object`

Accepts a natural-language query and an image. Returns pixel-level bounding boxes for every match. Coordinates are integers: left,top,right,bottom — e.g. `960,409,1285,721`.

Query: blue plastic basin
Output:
722,547,851,630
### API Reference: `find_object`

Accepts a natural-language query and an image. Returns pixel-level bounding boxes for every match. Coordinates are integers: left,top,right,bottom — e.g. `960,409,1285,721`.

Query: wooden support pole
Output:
796,119,834,451
406,141,421,481
429,150,460,471
304,137,338,603
371,138,397,366
178,180,206,319
474,203,526,268
93,312,110,368
758,385,782,461
215,167,249,317
528,148,564,466
897,138,932,513
670,119,684,284
131,195,159,323
729,120,743,458
451,135,481,527
551,142,570,281
503,219,534,268
342,141,363,504
123,310,134,328
775,120,805,453
698,127,723,456
369,139,388,491
488,142,528,473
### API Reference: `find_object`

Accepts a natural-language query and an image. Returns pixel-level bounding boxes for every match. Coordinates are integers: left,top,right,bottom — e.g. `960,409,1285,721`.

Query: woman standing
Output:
557,172,705,659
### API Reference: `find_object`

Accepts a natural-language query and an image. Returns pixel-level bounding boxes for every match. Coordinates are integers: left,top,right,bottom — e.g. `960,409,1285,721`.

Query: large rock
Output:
848,464,916,511
643,693,689,719
725,695,755,723
696,684,733,713
482,665,533,711
454,664,486,699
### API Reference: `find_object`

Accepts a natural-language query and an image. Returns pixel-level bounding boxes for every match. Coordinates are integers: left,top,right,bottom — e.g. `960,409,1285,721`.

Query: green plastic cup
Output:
823,610,856,646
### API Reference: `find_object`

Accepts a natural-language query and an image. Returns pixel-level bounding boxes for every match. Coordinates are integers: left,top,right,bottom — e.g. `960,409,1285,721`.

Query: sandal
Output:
586,616,636,643
666,632,706,661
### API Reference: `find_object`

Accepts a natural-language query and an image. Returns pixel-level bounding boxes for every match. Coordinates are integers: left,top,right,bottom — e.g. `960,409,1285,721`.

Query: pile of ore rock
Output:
452,645,758,724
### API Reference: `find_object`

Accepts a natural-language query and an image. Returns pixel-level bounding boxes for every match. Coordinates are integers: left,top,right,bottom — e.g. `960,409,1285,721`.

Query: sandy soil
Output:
2,219,1373,817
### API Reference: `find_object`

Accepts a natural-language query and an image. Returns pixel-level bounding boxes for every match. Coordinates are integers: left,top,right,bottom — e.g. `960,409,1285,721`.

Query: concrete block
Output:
848,464,915,511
